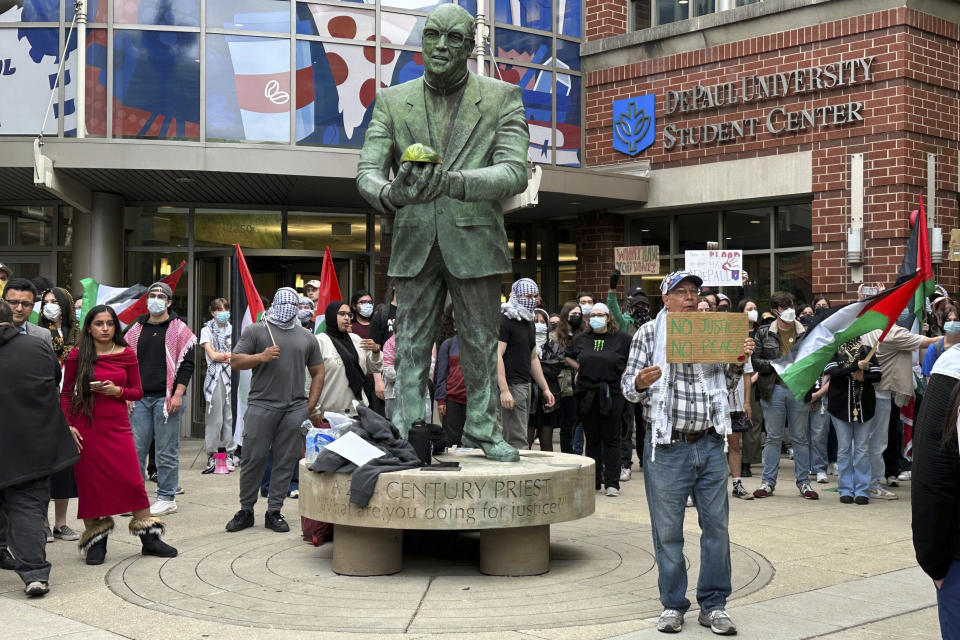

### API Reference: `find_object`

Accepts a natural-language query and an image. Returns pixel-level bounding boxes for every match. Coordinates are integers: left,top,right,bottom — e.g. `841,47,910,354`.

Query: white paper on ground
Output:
324,431,386,467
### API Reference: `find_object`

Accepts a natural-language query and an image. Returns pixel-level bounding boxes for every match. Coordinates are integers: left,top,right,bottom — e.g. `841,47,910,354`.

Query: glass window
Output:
125,207,188,247
457,0,478,16
776,251,812,306
295,41,375,147
776,203,812,248
558,262,577,305
497,62,553,164
0,0,58,22
382,0,450,10
495,28,553,66
383,49,424,86
656,0,689,25
723,207,771,251
381,11,425,47
67,0,109,22
206,34,290,143
114,0,199,27
741,254,771,311
0,28,59,134
65,29,108,137
3,206,54,247
59,207,74,247
555,38,580,71
194,209,281,249
112,30,200,139
677,212,718,253
495,0,552,32
0,214,10,246
559,0,582,37
556,73,580,167
288,212,367,252
632,0,652,30
57,251,72,289
631,216,670,255
208,0,290,33
296,3,376,40
693,0,715,17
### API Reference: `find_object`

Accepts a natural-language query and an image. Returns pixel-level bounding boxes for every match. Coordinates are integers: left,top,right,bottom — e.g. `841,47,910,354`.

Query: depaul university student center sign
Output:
652,56,874,150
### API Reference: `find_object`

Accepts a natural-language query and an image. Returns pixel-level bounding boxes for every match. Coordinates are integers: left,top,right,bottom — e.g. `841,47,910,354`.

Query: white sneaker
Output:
816,471,829,484
226,456,236,472
829,462,839,476
870,487,898,501
150,499,178,516
605,486,619,497
686,495,695,508
897,470,912,482
886,475,899,487
657,608,684,633
619,467,632,482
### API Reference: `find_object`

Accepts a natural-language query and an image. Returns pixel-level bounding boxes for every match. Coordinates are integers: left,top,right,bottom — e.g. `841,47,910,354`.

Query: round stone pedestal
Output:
300,449,595,576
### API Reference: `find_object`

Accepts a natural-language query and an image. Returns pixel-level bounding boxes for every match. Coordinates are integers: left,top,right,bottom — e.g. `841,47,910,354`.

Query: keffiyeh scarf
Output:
501,278,538,322
265,287,300,330
203,318,232,409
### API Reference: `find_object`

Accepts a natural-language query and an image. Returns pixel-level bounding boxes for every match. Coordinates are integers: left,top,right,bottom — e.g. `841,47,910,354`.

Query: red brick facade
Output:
584,4,960,304
576,212,625,296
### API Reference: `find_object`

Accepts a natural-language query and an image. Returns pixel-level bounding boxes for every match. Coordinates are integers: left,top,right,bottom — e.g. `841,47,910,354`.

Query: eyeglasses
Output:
337,311,353,318
669,287,700,297
423,28,467,47
4,299,33,308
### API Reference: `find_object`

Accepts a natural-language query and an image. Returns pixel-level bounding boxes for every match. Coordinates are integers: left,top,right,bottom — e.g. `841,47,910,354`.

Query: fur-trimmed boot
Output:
130,517,178,558
79,517,114,565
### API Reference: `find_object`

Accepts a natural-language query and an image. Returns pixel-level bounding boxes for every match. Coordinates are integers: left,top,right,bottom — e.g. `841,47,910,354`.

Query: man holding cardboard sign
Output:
621,271,754,636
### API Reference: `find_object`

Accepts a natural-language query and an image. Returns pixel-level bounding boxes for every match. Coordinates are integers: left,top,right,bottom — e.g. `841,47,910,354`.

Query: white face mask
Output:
358,303,374,318
779,308,796,323
147,298,167,315
747,309,758,323
42,303,61,321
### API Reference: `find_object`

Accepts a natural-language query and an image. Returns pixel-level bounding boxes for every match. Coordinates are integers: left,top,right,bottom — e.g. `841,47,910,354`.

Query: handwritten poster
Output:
614,245,660,275
666,312,749,364
684,250,743,286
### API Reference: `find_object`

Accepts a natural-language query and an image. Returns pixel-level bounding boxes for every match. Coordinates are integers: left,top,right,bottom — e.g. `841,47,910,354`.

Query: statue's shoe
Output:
482,441,520,462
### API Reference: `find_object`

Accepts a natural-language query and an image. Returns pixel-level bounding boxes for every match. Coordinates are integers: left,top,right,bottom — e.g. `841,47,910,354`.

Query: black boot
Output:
130,517,178,558
741,463,752,478
79,517,114,566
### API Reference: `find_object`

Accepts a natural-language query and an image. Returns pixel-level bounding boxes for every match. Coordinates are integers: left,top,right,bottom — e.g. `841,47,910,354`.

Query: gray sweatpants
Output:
205,377,235,454
499,382,531,450
238,404,307,512
0,477,51,585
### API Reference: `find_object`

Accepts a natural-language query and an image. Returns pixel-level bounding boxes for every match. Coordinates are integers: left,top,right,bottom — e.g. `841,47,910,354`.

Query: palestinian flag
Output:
231,244,265,447
115,261,187,325
313,246,343,335
894,196,936,333
775,202,932,400
77,279,148,327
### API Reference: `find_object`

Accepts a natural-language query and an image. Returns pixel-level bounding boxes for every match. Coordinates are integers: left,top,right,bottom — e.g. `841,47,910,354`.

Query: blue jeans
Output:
131,396,181,501
573,423,584,455
760,384,811,489
832,417,871,498
939,559,960,640
807,405,831,474
643,432,731,613
867,395,892,491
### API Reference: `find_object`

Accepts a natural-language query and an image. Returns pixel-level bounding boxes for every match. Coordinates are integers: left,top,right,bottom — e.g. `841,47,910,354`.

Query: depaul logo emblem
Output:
612,95,655,156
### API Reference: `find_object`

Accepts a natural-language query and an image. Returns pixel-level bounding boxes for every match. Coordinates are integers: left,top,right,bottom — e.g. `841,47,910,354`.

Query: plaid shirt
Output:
621,320,744,433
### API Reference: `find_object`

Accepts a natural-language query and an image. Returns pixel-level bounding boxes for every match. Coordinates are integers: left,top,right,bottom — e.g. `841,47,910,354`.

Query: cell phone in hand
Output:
862,286,879,296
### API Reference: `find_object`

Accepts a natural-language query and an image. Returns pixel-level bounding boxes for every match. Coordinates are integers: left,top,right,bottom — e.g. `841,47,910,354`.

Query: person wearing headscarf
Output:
497,278,556,450
310,301,382,418
296,296,316,332
39,287,78,364
226,288,324,535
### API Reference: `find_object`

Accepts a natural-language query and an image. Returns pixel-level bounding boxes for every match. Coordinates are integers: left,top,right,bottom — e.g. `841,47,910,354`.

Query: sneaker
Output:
605,486,619,497
44,526,53,543
288,489,300,499
732,479,753,500
619,467,632,482
799,482,819,500
854,496,870,505
24,581,49,597
225,509,254,532
753,483,774,499
816,471,829,484
897,470,912,482
828,462,839,476
686,495,695,508
149,499,178,516
230,454,242,468
788,446,794,460
698,608,737,635
264,511,290,533
886,475,899,487
52,525,79,541
840,495,854,504
226,456,236,472
148,472,158,483
176,486,185,495
657,608,684,633
202,455,216,474
870,487,898,500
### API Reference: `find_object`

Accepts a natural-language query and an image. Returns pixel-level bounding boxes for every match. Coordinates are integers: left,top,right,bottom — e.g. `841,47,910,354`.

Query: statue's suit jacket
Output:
357,73,529,280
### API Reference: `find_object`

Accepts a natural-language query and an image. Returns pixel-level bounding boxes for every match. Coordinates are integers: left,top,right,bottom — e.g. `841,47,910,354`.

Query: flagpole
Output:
263,318,277,347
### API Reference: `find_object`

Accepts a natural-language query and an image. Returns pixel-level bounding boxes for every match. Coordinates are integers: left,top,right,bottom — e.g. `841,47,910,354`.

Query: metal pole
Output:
76,0,86,138
475,0,487,77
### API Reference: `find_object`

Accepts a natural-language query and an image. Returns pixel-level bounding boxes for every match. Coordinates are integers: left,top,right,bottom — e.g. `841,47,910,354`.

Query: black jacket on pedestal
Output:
0,324,80,489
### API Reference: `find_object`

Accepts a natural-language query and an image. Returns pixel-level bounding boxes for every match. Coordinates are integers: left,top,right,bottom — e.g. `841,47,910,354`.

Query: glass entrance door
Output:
1,255,55,282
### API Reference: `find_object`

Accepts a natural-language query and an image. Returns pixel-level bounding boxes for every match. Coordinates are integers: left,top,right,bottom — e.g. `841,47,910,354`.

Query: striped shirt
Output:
621,320,745,433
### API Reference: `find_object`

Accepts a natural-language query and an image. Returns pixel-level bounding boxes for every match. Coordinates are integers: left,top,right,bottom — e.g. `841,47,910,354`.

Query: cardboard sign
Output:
684,250,743,286
666,312,749,364
614,245,659,275
949,229,960,262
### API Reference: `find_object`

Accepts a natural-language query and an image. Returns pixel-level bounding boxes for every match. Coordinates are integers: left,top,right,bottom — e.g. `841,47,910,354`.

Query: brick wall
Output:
575,212,625,300
586,7,960,303
585,0,628,41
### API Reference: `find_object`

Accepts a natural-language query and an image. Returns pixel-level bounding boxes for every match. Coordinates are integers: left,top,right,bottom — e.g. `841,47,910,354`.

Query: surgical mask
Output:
75,308,82,322
358,303,374,318
589,317,607,331
779,308,796,323
568,314,582,329
297,309,314,324
747,309,758,323
945,321,960,336
42,304,61,321
147,298,167,315
535,322,547,335
215,311,230,324
580,304,593,316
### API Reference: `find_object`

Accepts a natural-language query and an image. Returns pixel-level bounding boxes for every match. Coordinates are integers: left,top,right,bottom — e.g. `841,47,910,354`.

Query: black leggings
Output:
580,393,624,489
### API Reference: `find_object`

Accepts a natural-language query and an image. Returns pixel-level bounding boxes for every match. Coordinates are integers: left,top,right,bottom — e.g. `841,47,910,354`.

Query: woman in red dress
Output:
60,305,178,565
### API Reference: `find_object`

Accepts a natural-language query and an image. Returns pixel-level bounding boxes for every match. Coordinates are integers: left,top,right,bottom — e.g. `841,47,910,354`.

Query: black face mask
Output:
631,307,650,325
568,314,582,329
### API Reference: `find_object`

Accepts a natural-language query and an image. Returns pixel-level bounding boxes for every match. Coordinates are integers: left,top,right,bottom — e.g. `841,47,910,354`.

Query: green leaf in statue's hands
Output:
401,143,443,164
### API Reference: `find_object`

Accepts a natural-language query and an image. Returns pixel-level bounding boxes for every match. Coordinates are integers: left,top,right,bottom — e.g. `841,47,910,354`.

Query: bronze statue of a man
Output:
357,4,529,461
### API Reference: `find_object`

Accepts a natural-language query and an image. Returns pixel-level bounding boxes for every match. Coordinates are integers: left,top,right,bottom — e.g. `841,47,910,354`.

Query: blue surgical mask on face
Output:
589,317,607,331
535,322,547,334
945,321,960,336
215,311,230,324
580,303,593,316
